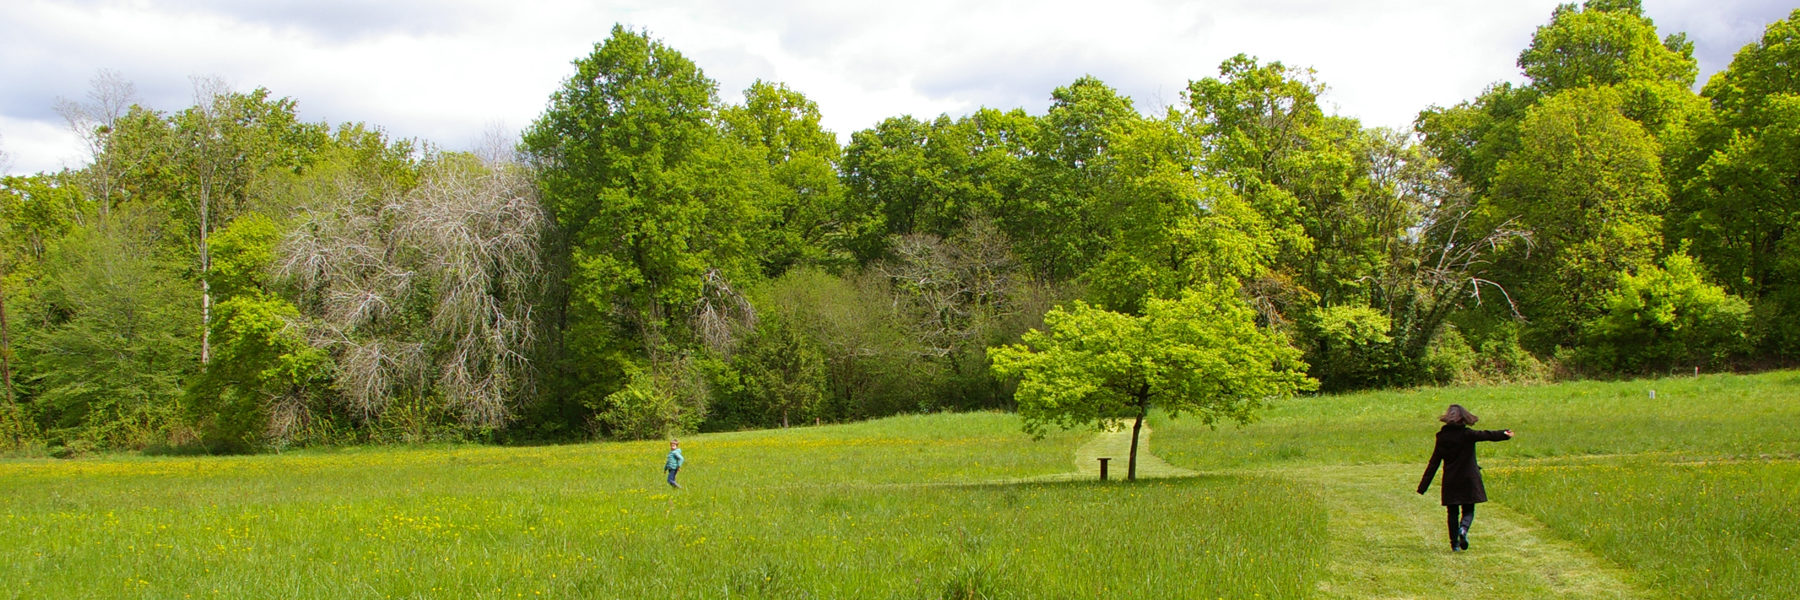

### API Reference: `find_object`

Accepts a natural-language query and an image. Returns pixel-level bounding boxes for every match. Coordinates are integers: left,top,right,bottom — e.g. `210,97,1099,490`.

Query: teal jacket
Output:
665,448,684,471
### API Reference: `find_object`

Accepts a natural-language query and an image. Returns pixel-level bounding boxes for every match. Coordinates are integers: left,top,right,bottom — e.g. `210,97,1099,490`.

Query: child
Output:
665,439,684,489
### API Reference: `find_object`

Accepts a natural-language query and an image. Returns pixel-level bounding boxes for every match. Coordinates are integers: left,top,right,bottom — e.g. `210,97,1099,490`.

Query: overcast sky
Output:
2,0,1794,176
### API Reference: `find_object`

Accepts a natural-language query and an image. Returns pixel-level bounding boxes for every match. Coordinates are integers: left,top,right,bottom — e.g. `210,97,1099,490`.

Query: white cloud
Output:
2,0,1792,175
0,115,86,174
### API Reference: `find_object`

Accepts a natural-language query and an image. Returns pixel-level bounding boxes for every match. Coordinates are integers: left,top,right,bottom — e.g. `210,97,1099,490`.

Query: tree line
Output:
2,1,1796,454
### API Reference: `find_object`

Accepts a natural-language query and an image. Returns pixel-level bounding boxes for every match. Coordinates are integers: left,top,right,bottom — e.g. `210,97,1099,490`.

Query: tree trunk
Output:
199,177,211,367
1128,396,1148,481
0,271,14,406
201,278,211,365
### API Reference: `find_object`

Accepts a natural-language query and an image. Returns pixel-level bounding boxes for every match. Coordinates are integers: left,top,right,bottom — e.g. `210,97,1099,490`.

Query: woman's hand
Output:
1504,429,1515,438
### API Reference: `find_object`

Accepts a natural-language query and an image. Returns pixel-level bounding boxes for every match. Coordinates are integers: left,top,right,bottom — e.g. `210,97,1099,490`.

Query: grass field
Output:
1152,370,1800,599
4,371,1798,598
1500,458,1800,599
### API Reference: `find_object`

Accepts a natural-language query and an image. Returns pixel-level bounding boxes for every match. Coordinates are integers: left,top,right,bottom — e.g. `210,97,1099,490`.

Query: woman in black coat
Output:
1417,404,1514,551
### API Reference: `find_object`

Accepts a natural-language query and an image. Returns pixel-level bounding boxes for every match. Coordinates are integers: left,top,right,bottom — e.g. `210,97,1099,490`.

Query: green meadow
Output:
5,371,1799,599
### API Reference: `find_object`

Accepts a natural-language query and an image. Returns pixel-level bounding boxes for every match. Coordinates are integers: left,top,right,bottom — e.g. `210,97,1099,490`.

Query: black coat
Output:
1417,424,1511,505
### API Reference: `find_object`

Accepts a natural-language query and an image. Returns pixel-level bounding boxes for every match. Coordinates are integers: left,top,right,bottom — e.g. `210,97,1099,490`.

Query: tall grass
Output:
2,412,1327,599
1151,370,1800,470
1498,458,1800,600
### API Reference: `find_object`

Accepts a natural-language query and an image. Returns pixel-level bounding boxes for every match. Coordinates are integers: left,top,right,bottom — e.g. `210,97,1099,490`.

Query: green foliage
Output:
15,8,1800,452
875,220,1061,411
0,172,84,264
1491,86,1667,348
1581,252,1750,373
1518,0,1696,94
840,112,1027,264
187,294,332,452
1418,327,1554,386
1415,83,1540,194
207,212,282,299
19,209,196,449
588,356,712,439
1420,328,1478,384
1517,0,1705,141
1082,116,1277,314
1185,55,1342,290
524,25,751,319
753,267,938,419
1674,10,1800,356
187,213,329,451
1002,77,1141,280
720,80,848,275
991,283,1315,442
525,26,759,426
1302,304,1397,390
728,315,827,428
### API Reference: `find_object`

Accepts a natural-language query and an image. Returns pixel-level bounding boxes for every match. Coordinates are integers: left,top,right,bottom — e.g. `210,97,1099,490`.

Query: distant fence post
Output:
1098,457,1110,481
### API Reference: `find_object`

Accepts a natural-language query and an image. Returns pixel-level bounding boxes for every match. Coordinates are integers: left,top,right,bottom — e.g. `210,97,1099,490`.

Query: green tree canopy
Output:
990,283,1315,480
721,80,847,276
1674,10,1800,355
524,26,761,436
1491,86,1667,349
1518,0,1696,94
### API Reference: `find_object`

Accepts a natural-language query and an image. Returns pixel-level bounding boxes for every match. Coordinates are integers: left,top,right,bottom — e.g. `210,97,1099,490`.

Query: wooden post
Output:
1098,457,1110,481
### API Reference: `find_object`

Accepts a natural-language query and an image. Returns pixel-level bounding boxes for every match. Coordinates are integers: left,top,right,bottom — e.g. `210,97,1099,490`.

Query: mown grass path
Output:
1008,421,1196,483
1278,463,1654,600
1064,424,1658,599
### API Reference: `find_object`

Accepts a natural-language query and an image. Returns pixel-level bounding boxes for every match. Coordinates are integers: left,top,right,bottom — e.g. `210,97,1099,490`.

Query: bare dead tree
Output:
691,268,755,357
278,158,550,431
1376,156,1532,359
279,174,428,421
54,69,138,219
474,122,520,168
876,217,1026,361
393,160,549,427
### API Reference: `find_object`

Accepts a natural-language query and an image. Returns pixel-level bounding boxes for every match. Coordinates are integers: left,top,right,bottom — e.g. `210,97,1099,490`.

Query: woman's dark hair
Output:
1439,404,1479,426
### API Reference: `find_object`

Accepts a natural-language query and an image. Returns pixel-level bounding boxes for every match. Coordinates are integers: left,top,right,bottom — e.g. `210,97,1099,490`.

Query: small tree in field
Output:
990,283,1315,480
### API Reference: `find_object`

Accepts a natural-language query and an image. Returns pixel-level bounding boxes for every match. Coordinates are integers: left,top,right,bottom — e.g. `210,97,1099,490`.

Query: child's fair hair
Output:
1439,404,1479,426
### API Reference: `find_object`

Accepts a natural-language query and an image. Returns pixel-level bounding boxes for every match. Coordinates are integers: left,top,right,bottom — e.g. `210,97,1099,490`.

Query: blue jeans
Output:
666,467,679,487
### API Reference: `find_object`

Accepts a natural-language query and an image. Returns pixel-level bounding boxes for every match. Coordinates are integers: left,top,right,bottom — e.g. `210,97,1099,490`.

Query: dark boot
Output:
1457,506,1476,550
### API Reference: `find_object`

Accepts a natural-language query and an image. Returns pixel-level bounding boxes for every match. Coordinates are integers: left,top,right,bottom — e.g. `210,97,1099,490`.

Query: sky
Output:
2,0,1794,176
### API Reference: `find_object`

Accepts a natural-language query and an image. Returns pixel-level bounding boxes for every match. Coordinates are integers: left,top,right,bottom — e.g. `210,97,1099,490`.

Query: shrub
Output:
1581,252,1751,373
1302,304,1401,391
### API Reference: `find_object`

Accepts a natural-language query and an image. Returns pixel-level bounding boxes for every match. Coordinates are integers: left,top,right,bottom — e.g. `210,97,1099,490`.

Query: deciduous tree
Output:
990,283,1314,480
1491,86,1667,349
524,26,758,435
